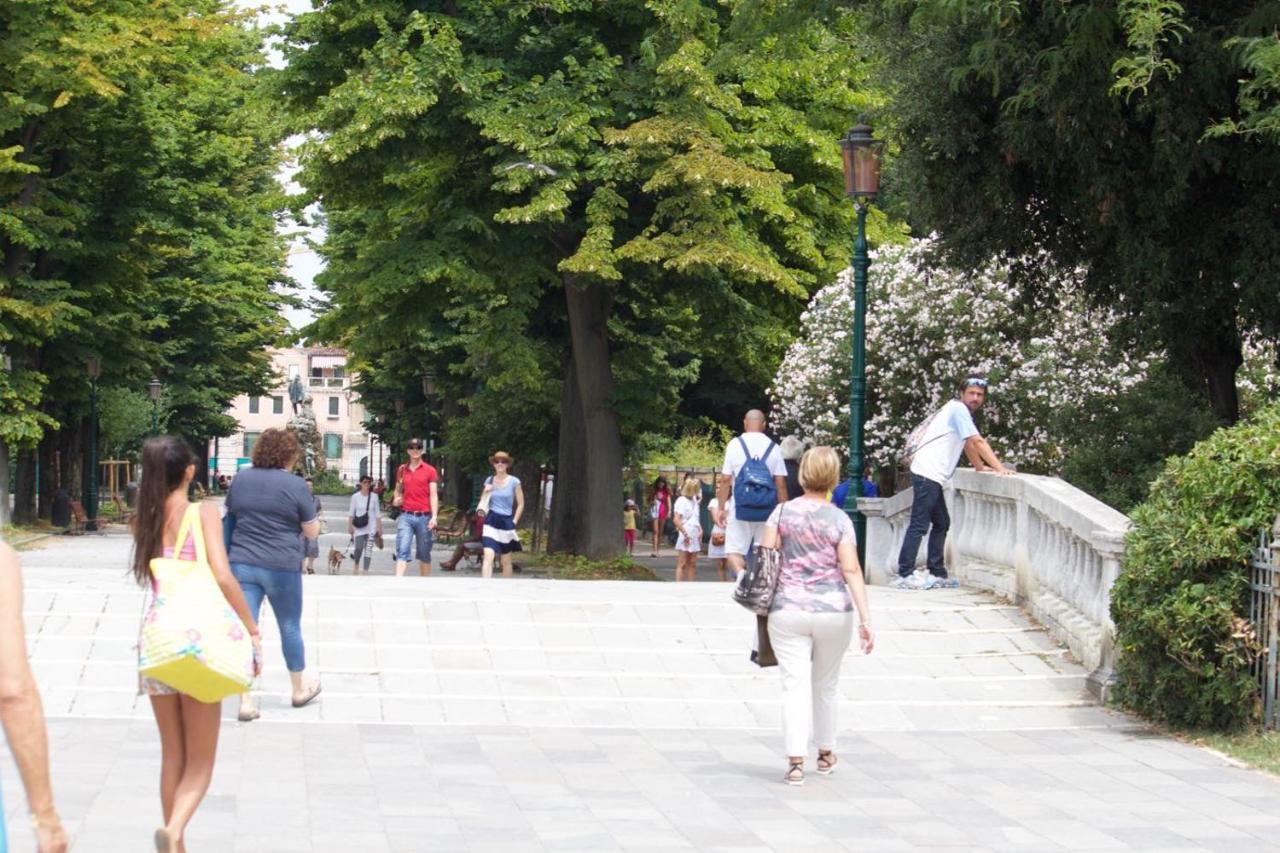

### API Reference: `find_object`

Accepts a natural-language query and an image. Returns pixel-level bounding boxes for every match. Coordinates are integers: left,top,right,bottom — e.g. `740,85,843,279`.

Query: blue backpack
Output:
733,436,778,521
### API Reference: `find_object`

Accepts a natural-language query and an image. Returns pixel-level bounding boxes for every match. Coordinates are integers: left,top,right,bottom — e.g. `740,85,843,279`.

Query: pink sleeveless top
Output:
149,533,198,592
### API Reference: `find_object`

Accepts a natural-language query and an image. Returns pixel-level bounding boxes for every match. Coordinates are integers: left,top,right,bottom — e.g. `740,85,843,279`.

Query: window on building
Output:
272,396,284,414
332,366,346,378
328,396,339,416
324,433,342,459
244,432,261,457
248,397,260,414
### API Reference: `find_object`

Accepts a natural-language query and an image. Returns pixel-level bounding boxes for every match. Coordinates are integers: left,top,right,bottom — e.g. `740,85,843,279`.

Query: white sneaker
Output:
905,570,937,590
890,575,911,589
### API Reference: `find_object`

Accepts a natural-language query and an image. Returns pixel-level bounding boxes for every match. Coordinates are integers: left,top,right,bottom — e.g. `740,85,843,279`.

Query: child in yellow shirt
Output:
622,499,638,555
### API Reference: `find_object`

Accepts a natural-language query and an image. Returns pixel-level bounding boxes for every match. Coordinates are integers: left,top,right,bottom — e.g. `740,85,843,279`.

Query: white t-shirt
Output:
721,432,787,521
348,490,380,535
673,495,701,532
910,400,980,485
706,498,726,533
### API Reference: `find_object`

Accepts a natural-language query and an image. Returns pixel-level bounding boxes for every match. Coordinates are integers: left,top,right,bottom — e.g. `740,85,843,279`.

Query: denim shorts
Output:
395,512,434,562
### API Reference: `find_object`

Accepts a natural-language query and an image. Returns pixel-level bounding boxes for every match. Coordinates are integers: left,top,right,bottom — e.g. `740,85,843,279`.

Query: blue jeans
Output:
232,563,306,672
896,474,950,577
395,512,434,563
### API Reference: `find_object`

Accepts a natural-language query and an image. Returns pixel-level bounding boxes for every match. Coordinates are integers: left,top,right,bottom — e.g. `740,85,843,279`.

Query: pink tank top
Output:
150,533,198,592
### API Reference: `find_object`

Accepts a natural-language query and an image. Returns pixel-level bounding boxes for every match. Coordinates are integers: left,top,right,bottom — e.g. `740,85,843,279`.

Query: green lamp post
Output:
85,356,102,532
148,376,163,434
839,122,884,571
421,369,436,456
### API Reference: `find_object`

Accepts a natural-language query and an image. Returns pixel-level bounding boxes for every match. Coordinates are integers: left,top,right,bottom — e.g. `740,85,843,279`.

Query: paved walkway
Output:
3,532,1280,851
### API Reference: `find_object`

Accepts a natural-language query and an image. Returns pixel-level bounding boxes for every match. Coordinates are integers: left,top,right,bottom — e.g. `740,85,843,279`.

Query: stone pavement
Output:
3,532,1280,851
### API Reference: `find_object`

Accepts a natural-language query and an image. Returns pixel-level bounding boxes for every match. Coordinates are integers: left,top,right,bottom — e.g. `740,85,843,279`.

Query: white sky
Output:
241,1,324,331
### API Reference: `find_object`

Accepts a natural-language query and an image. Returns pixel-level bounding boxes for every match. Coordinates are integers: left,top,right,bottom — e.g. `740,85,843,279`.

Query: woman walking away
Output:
132,437,263,852
480,451,524,579
224,428,322,722
673,477,703,582
1,543,69,853
648,475,672,557
348,475,382,574
760,446,874,787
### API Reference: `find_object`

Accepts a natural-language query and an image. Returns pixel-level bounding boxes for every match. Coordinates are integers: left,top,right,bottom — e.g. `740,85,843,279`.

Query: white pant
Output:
725,517,767,557
768,609,854,757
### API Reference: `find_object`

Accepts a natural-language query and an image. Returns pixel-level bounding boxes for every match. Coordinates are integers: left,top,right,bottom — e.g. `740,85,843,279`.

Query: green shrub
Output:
308,469,351,496
1111,401,1280,730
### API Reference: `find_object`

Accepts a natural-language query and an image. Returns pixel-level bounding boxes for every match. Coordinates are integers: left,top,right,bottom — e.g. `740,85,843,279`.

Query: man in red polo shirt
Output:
392,438,439,576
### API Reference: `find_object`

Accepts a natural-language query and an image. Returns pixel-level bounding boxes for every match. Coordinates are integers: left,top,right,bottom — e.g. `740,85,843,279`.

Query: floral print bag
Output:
138,505,254,702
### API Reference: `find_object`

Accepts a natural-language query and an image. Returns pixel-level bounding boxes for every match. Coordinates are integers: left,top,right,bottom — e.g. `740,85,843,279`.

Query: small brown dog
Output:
327,546,344,575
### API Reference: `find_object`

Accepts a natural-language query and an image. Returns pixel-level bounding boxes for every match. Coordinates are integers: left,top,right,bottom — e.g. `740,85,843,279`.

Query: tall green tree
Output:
284,1,875,556
865,0,1280,425
1,1,290,522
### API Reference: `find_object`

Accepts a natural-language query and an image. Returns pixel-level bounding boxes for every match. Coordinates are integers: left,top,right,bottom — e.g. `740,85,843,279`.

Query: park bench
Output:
66,500,88,535
436,510,470,545
112,494,136,527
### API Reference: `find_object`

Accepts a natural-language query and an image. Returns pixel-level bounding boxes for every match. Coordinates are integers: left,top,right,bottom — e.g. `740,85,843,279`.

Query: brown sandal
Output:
817,750,838,776
785,762,804,786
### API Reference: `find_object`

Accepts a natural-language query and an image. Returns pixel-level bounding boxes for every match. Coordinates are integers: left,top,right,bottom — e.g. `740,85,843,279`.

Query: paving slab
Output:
3,533,1280,851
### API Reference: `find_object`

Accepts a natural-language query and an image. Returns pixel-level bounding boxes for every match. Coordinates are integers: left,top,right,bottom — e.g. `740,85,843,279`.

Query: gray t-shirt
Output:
226,467,317,572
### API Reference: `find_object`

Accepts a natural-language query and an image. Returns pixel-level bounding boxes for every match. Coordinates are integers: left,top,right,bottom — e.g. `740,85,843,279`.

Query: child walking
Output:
623,499,638,555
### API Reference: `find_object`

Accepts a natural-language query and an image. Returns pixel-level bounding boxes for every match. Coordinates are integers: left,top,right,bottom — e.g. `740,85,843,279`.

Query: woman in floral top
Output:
761,446,874,786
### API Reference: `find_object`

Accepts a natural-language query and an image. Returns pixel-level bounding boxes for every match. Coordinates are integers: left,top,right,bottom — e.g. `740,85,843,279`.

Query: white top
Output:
706,498,726,533
910,400,980,484
348,490,380,535
673,496,701,532
721,432,787,521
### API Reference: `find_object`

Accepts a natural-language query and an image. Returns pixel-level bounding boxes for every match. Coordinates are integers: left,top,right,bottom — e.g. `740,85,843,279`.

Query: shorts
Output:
624,529,636,546
395,512,434,562
725,516,768,557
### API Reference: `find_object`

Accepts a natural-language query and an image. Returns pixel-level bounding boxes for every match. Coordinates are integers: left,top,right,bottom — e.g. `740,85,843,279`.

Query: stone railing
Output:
861,470,1129,696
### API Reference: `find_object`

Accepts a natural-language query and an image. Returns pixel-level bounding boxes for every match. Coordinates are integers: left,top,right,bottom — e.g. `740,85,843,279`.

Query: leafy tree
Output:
0,1,290,521
864,0,1280,426
283,1,876,557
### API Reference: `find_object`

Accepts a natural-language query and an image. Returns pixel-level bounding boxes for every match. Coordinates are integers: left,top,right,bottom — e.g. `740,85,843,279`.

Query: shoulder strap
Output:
365,493,373,513
760,441,775,463
172,504,207,565
738,435,754,461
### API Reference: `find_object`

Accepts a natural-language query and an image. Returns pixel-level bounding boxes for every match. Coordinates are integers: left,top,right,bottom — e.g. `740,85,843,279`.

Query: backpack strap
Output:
760,441,775,463
738,435,755,460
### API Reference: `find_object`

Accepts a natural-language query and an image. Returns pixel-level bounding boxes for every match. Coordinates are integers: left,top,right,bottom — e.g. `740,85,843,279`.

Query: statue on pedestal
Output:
285,380,326,475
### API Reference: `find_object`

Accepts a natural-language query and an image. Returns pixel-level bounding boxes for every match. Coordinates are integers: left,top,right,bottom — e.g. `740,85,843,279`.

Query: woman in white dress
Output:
672,477,702,582
706,496,729,581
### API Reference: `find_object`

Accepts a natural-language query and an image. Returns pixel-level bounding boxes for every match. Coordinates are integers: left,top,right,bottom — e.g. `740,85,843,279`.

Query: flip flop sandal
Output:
237,707,260,722
292,683,322,708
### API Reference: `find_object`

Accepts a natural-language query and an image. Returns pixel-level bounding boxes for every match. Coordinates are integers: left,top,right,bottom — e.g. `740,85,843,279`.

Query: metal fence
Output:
1250,524,1280,729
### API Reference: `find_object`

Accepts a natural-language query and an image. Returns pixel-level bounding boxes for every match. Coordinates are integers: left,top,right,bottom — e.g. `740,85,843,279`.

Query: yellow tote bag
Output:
138,504,254,703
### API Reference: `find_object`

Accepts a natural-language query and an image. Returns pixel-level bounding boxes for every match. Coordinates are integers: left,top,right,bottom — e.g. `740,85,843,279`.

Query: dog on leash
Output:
327,546,344,575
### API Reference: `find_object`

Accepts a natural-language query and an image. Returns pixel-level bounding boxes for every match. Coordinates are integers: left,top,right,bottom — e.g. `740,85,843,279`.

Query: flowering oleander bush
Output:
769,238,1148,472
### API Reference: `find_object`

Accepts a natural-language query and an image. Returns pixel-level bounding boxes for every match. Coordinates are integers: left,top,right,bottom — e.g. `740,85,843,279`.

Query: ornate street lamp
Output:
85,357,102,532
839,122,884,571
147,377,163,434
375,412,386,484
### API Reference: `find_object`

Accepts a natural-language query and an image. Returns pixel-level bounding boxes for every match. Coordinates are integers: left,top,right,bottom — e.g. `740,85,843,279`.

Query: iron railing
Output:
1250,523,1280,729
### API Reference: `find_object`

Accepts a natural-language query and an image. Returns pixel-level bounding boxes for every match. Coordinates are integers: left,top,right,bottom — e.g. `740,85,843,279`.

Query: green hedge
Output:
1111,401,1280,730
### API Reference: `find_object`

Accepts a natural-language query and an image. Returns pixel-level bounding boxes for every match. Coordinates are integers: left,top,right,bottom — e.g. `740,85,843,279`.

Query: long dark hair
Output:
131,436,196,586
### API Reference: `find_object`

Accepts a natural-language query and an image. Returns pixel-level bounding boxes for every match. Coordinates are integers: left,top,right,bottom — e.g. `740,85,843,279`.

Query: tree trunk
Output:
0,439,10,527
1194,342,1242,426
192,437,210,490
549,351,587,553
13,447,36,524
553,275,624,560
37,430,55,520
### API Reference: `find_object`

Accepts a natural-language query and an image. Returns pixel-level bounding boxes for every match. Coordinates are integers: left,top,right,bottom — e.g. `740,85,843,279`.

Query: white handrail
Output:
861,470,1129,695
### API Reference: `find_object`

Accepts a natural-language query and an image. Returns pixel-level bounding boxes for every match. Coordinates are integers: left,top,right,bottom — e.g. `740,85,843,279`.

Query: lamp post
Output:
375,413,386,485
421,369,436,454
839,122,884,571
148,377,163,434
84,357,102,532
393,397,405,489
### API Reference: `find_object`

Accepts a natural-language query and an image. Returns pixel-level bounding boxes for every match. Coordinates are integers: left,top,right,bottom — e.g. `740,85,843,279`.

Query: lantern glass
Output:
839,124,883,199
394,398,405,415
85,356,102,380
147,377,163,401
422,369,437,397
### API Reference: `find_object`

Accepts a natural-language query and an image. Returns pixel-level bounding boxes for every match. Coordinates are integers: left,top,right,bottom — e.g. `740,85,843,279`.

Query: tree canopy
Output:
864,0,1280,425
281,0,880,556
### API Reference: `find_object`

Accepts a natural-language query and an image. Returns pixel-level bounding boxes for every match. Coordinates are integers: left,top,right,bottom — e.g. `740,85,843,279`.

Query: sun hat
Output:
489,451,513,465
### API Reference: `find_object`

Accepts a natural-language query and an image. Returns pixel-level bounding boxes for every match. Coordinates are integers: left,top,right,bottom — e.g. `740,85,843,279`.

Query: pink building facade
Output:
209,346,387,483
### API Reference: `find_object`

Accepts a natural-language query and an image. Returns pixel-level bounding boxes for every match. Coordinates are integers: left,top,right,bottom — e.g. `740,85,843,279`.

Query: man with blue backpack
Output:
714,409,790,578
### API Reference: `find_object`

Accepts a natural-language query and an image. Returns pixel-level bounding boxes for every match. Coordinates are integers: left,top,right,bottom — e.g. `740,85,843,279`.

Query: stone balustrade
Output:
861,470,1129,696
